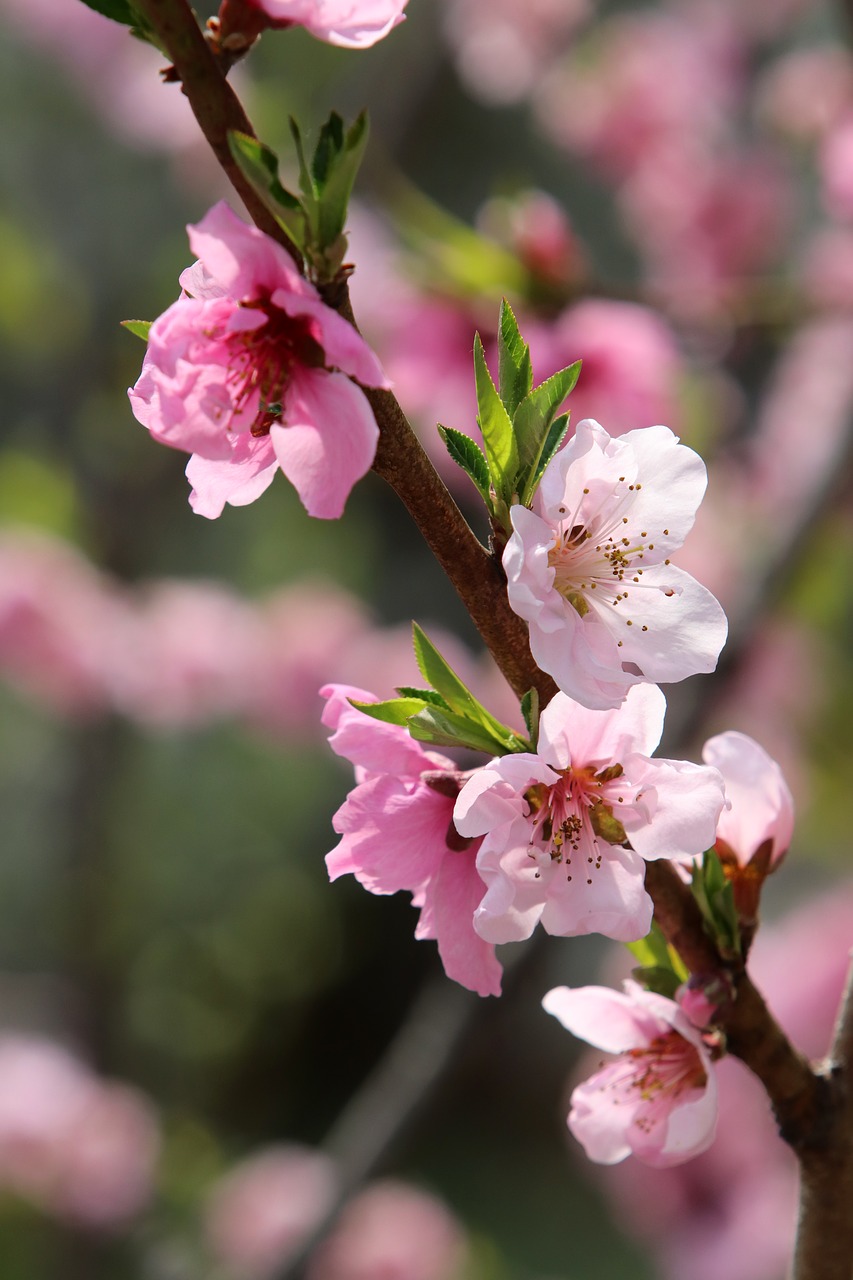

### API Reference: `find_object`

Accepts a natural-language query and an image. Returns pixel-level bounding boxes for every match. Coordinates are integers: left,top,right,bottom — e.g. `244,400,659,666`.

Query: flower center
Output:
545,480,673,636
626,1030,708,1103
226,303,325,436
524,763,627,884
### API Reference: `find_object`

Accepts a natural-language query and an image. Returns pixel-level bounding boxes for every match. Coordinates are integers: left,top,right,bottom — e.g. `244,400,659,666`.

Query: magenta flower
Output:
322,685,501,997
543,981,718,1168
453,685,725,945
249,0,407,48
129,202,389,520
503,418,727,710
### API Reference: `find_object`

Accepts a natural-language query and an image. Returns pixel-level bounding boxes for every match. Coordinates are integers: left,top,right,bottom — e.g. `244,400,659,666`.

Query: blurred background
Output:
0,0,852,1276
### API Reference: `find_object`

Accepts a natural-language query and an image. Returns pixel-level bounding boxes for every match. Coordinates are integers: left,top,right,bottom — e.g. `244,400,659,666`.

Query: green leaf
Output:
631,965,682,1000
532,412,571,488
520,688,539,749
514,362,581,504
289,117,316,203
78,0,136,23
411,624,526,754
312,113,345,190
228,133,307,252
437,426,490,502
498,299,533,418
407,706,512,756
691,849,742,959
474,334,518,504
314,111,370,252
121,319,151,342
395,687,452,710
348,697,428,726
627,921,688,982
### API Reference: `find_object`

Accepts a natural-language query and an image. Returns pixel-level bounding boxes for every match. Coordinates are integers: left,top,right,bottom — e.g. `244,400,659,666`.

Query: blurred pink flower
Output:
441,0,589,105
543,981,718,1168
0,532,125,718
503,419,727,709
129,202,389,519
535,300,684,435
307,1179,467,1280
820,116,853,221
0,1035,158,1228
454,685,724,945
249,0,407,48
322,685,501,996
206,1145,336,1278
756,45,853,143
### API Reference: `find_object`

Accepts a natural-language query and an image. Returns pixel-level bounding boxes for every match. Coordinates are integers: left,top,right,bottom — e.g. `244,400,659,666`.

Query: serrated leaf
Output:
396,687,452,710
228,132,307,253
348,697,427,726
474,334,518,504
437,426,490,502
411,624,526,754
121,319,151,342
514,362,581,502
407,706,511,756
498,299,533,418
531,412,571,489
520,688,539,749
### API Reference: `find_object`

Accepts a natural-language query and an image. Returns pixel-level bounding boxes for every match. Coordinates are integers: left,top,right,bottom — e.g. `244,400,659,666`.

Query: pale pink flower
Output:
0,1036,159,1228
454,685,725,945
250,0,407,48
820,115,853,221
756,45,853,144
129,201,389,520
543,981,718,1168
322,685,501,996
703,731,794,873
600,885,853,1280
306,1179,467,1280
503,419,727,710
206,1145,336,1278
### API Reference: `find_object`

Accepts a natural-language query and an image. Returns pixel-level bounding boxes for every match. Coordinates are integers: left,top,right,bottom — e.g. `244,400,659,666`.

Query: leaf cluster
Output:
627,920,689,999
229,115,369,285
439,301,580,530
351,624,534,757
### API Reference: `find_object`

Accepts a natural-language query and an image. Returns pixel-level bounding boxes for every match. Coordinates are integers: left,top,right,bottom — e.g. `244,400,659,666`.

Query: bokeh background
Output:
0,0,852,1277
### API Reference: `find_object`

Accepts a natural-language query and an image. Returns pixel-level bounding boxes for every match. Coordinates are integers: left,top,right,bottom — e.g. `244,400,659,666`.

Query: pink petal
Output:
271,370,379,519
702,731,794,866
417,847,502,997
273,292,390,388
542,985,658,1053
187,201,311,303
320,683,440,777
327,775,448,895
623,757,726,862
187,435,278,518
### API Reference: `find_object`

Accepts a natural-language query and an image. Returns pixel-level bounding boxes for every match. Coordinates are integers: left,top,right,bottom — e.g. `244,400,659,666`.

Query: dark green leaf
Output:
631,965,682,1000
121,319,151,342
78,0,136,23
498,299,533,418
289,117,316,202
412,624,525,753
437,426,490,502
312,112,345,190
691,849,741,959
514,361,581,503
314,111,370,251
474,334,518,504
531,412,571,489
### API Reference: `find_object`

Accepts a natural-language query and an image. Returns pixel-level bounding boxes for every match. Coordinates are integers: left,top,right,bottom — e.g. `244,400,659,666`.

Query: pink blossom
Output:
820,115,853,221
129,202,389,520
454,685,725,945
600,886,853,1280
249,0,407,48
306,1179,467,1280
0,1036,159,1228
322,685,501,996
206,1145,336,1278
503,419,727,710
703,731,794,873
543,981,718,1167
